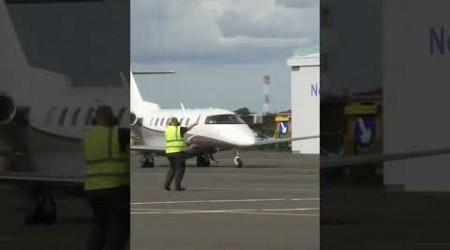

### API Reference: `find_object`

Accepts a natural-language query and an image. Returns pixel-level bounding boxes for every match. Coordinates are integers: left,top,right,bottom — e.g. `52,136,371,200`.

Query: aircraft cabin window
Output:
85,107,95,126
150,117,154,126
72,107,81,126
155,118,159,126
185,118,190,126
46,107,56,125
160,118,165,126
179,118,184,125
205,115,246,124
58,107,68,126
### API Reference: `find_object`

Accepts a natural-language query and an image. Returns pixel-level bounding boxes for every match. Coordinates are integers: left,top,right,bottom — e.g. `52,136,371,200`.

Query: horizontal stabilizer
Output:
132,71,175,75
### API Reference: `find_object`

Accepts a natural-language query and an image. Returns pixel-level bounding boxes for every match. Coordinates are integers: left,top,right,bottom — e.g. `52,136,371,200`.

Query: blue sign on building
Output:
354,117,376,147
279,122,289,135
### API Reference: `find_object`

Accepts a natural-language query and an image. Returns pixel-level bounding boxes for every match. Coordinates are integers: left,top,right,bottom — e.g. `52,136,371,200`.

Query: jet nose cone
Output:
238,131,256,147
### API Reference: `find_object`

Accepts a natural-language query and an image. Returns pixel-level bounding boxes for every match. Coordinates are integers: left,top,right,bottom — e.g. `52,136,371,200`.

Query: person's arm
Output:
118,128,130,168
118,128,129,153
186,116,200,131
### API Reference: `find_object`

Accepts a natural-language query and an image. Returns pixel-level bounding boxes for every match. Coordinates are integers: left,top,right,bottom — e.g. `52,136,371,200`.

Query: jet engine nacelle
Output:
0,93,16,125
130,112,137,127
130,112,142,127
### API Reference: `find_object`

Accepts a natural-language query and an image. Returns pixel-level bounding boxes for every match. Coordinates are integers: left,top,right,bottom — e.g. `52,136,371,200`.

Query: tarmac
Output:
131,150,320,250
321,184,450,250
2,150,449,249
0,183,93,250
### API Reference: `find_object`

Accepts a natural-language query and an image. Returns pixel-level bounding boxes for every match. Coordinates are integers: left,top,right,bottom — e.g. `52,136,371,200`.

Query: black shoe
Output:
175,187,186,191
164,186,171,191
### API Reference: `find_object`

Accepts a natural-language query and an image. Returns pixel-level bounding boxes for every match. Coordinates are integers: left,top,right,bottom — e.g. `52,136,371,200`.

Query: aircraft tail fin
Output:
130,70,166,114
0,0,71,105
0,0,28,73
130,70,144,112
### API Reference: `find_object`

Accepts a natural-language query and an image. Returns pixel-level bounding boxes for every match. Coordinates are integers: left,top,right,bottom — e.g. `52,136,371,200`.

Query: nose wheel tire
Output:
234,156,243,168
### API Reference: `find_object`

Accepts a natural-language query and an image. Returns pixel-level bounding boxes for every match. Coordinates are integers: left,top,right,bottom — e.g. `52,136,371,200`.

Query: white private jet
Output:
130,71,319,168
0,0,129,224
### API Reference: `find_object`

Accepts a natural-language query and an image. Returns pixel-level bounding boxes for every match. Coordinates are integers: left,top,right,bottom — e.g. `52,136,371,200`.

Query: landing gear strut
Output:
23,190,57,225
196,155,210,167
234,150,243,168
141,154,154,168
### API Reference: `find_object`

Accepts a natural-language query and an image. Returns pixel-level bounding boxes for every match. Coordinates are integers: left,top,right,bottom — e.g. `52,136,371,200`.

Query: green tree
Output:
234,107,251,116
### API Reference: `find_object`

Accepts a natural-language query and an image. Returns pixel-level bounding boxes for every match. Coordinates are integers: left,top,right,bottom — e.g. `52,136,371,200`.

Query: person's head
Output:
169,117,180,126
94,105,115,126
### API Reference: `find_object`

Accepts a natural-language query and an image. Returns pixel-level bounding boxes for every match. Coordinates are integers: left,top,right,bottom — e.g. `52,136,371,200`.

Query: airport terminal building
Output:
287,50,319,154
321,0,450,192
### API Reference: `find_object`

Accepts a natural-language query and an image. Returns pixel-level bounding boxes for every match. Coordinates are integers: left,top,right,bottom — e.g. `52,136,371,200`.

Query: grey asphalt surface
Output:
321,185,450,250
131,150,319,250
0,183,93,250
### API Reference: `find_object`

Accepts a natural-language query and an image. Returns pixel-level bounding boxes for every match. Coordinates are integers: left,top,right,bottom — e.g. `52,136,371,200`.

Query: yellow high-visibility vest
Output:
165,126,186,154
84,126,129,191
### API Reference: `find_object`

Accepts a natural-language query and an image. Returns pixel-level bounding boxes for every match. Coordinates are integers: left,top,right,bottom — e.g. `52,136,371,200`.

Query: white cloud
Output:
131,0,318,63
276,0,318,8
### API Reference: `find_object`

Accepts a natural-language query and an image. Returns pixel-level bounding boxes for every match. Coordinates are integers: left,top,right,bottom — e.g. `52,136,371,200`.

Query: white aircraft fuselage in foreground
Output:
0,0,128,224
130,72,319,168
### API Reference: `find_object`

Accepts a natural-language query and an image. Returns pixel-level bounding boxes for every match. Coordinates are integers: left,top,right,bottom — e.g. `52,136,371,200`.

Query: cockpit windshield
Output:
205,114,246,124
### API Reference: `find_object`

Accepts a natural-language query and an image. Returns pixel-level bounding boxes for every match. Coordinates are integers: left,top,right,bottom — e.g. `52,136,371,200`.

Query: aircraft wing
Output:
252,135,320,146
130,145,166,152
130,135,320,153
0,174,83,187
321,147,450,168
130,135,228,153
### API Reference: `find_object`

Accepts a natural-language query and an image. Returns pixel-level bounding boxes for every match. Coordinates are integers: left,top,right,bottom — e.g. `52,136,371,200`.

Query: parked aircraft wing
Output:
321,147,450,168
253,135,320,146
130,145,166,152
0,174,83,186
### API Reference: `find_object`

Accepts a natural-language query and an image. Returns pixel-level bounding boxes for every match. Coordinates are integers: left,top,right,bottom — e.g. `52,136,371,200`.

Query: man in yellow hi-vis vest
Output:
165,117,199,191
84,105,129,250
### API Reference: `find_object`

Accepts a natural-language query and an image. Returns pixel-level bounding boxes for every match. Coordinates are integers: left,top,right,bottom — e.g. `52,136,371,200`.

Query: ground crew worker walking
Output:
164,117,199,191
83,105,130,250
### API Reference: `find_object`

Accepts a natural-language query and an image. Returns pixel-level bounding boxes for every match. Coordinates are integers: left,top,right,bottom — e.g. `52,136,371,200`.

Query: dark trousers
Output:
165,153,186,189
86,186,130,250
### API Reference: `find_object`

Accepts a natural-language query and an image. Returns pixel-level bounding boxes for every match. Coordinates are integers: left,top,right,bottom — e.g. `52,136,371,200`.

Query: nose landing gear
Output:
234,150,243,168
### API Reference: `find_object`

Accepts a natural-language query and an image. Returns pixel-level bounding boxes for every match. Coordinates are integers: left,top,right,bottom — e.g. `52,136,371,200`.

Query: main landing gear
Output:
22,189,57,225
196,154,211,167
196,151,220,167
141,154,154,168
196,151,243,168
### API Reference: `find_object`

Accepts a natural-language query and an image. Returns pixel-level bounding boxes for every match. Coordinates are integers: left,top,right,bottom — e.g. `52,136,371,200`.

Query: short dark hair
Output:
169,117,179,126
95,105,117,126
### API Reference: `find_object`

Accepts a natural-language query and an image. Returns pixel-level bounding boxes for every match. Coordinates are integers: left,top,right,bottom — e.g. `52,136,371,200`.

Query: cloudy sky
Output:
131,0,319,112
